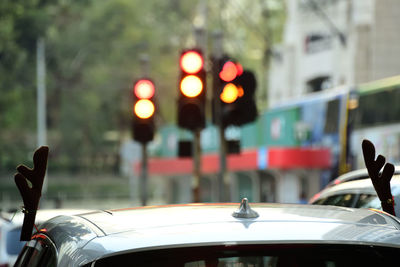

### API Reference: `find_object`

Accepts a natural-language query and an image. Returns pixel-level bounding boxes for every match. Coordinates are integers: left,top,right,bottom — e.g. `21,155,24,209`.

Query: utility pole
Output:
139,55,149,206
192,27,206,203
140,141,148,206
212,31,228,202
37,38,48,199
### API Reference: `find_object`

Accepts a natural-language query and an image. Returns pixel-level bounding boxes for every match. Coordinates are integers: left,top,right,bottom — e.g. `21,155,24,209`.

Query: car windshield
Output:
355,194,381,209
89,244,398,267
312,193,356,207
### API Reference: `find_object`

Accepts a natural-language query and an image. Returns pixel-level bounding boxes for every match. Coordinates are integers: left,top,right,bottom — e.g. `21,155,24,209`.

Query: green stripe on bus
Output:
358,75,400,95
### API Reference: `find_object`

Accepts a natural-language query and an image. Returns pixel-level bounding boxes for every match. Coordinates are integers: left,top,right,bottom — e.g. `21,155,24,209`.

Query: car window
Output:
184,257,337,266
14,235,57,267
355,194,381,209
313,193,356,207
88,244,398,267
394,195,400,217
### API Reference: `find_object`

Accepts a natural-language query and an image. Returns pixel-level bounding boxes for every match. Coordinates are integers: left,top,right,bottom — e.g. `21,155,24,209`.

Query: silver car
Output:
1,209,91,267
310,175,400,215
323,166,400,189
14,199,400,266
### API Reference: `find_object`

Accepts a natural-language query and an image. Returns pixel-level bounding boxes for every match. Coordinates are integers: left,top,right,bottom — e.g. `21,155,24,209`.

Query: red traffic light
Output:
134,79,155,99
132,78,156,143
219,61,238,82
236,63,243,76
133,79,155,119
178,49,206,130
219,61,243,82
180,51,203,74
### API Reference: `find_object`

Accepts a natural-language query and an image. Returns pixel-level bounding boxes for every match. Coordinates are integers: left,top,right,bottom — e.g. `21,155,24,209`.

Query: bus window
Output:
324,99,340,134
355,88,400,128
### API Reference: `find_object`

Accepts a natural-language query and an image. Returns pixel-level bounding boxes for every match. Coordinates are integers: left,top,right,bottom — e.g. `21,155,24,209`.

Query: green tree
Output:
0,0,285,175
0,0,52,171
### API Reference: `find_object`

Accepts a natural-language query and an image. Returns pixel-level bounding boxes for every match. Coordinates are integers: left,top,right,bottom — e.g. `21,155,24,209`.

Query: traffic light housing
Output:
132,78,156,143
229,70,257,126
177,49,206,130
214,57,257,127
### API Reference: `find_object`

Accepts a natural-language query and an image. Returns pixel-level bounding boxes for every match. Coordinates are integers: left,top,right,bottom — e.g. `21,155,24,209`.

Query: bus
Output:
263,86,349,199
350,75,400,170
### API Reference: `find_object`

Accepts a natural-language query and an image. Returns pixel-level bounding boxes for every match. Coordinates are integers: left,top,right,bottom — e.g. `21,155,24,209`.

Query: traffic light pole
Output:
193,129,201,202
218,125,227,202
140,143,148,206
192,27,207,203
139,55,150,206
36,38,48,205
212,31,228,202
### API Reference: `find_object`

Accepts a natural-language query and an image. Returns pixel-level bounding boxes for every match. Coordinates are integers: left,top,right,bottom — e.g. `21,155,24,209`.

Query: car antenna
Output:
232,198,259,218
362,139,396,216
14,146,49,241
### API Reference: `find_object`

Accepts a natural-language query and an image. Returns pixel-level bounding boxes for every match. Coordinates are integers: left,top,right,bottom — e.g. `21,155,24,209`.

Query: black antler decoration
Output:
362,139,395,216
14,146,49,241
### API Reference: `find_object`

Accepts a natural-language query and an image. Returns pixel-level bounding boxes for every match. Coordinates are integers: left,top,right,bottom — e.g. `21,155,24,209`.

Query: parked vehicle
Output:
0,217,14,267
14,199,400,266
310,174,400,215
1,209,91,267
322,166,400,190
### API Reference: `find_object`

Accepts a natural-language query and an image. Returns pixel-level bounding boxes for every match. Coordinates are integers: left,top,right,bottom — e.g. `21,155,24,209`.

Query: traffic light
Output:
132,78,156,143
177,49,206,130
215,57,257,127
219,59,243,104
230,70,257,126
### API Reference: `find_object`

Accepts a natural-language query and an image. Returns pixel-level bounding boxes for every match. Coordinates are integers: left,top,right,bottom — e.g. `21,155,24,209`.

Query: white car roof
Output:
8,209,93,226
328,166,400,187
38,203,400,265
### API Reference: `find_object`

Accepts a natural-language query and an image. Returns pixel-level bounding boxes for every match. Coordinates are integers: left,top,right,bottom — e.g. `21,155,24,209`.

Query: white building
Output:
269,0,400,106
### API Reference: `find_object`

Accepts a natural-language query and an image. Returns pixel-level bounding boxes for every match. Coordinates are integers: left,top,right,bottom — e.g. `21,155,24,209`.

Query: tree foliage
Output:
0,0,285,174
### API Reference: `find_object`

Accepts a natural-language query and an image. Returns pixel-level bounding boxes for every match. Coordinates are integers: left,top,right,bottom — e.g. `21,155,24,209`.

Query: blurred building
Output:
269,0,400,106
262,0,400,203
125,0,400,206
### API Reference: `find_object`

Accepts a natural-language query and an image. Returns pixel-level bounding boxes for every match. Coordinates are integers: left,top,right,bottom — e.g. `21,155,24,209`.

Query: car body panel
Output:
8,209,94,227
78,203,400,235
34,203,400,266
3,209,93,267
324,166,400,189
